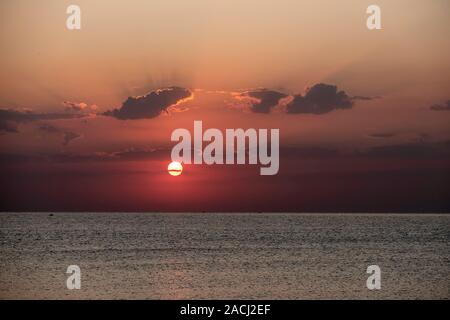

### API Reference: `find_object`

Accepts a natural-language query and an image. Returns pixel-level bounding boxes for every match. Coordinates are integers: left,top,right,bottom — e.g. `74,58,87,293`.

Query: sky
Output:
1,0,450,212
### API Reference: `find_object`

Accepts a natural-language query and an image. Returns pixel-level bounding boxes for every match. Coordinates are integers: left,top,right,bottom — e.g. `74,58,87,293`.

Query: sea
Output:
0,213,448,299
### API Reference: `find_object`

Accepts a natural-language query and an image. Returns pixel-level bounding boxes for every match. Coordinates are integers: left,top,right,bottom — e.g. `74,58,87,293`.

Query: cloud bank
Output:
242,89,287,113
104,87,192,120
430,100,450,111
38,124,81,146
286,83,353,114
0,108,86,133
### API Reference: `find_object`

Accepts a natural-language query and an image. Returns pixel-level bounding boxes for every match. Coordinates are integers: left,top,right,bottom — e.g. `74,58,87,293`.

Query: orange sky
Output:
1,0,449,107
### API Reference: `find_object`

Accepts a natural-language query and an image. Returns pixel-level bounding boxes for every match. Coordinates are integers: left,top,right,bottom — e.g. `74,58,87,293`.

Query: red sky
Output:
1,0,450,212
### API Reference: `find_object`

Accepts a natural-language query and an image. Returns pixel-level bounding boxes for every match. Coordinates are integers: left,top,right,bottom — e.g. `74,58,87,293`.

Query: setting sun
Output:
168,161,183,176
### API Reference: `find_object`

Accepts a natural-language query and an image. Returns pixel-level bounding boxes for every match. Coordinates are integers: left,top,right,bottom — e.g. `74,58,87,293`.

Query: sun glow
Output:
168,161,183,176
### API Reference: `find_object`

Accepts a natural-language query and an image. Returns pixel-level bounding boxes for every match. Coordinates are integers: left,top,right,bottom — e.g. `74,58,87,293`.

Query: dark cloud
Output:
110,147,168,160
0,147,169,164
430,100,450,111
282,142,449,158
0,109,85,122
0,120,19,133
38,124,62,134
39,124,81,146
286,83,353,114
62,131,81,146
0,108,86,133
0,153,44,163
362,140,450,157
242,89,287,113
104,87,192,120
351,95,381,101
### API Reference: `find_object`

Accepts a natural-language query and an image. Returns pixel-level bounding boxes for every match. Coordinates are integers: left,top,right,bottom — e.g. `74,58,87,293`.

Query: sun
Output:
168,161,183,176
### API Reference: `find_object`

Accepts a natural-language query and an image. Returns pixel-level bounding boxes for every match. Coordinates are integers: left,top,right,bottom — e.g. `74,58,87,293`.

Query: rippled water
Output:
0,213,449,299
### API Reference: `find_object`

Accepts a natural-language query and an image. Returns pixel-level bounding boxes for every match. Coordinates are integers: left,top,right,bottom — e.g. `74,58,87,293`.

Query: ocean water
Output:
0,213,448,299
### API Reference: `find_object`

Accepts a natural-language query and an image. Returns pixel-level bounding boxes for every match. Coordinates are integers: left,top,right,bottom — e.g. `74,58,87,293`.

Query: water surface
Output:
0,213,448,299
